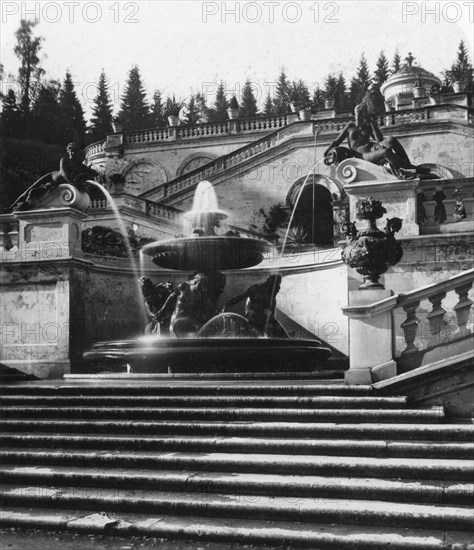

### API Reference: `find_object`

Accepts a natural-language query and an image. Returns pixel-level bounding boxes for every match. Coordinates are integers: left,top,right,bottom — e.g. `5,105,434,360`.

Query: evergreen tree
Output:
59,71,86,145
1,89,22,138
273,69,289,114
118,65,150,131
311,87,324,111
194,92,209,123
240,79,259,118
186,94,200,125
334,73,348,113
264,93,274,115
14,19,44,135
150,90,166,127
324,73,338,100
391,48,401,74
349,53,372,108
374,50,390,85
208,82,228,122
31,80,62,143
90,70,113,140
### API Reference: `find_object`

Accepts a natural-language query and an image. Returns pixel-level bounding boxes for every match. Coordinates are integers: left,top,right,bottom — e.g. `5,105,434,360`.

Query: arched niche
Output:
176,153,218,177
286,175,343,246
121,158,169,196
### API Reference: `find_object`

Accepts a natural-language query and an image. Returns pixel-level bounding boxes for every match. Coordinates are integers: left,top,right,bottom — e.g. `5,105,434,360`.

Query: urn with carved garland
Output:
341,197,403,289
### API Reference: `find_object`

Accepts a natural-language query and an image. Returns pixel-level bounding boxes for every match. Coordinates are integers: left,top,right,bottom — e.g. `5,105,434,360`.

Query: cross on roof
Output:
405,52,415,67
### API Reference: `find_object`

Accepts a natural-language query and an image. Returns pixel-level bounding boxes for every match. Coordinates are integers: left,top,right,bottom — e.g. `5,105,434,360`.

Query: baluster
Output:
453,283,473,336
400,301,420,355
426,292,447,345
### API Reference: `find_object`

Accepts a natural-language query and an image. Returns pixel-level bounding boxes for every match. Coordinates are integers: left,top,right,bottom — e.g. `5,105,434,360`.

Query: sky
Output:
1,0,473,119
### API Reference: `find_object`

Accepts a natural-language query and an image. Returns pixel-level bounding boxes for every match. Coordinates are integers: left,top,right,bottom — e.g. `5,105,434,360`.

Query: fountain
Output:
84,181,331,374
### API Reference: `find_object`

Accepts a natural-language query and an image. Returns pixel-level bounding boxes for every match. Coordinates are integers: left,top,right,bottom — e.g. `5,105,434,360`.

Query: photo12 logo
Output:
402,2,474,23
202,1,340,24
1,2,140,24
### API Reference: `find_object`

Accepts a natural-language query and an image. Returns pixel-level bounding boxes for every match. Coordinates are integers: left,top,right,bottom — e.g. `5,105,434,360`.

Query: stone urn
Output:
452,81,466,93
324,98,335,109
341,197,403,289
168,115,180,127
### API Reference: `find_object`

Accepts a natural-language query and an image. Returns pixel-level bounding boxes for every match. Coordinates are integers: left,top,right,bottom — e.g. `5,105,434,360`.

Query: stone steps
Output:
1,434,473,459
0,405,446,422
0,382,365,395
1,465,472,505
2,448,473,480
1,378,473,547
1,419,471,439
3,507,473,549
2,484,473,531
0,394,407,407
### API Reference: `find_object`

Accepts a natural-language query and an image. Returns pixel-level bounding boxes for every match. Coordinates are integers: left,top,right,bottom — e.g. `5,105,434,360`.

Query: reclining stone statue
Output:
324,86,425,180
11,142,98,211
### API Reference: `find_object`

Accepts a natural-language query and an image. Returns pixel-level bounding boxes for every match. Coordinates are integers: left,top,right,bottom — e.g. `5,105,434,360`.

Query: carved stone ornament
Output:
341,197,403,289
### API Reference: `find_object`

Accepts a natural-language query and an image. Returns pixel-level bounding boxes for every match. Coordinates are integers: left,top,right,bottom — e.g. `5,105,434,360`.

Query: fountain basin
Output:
142,236,272,271
83,337,331,374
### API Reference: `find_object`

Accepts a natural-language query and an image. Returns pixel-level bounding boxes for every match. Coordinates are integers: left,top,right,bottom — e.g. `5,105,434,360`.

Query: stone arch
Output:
120,158,170,196
176,153,218,177
286,174,343,246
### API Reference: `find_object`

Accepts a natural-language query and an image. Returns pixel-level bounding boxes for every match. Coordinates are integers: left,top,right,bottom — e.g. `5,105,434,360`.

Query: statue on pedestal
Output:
11,143,98,211
223,275,288,338
324,87,421,180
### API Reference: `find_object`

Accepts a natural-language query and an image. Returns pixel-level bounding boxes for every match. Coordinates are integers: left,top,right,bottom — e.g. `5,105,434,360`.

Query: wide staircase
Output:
0,377,473,548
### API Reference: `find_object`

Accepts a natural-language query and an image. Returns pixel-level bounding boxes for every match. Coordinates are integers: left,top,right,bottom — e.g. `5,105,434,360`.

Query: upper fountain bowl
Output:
141,236,272,271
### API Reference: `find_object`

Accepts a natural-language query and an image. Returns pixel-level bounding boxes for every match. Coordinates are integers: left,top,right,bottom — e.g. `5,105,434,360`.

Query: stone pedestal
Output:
343,289,398,385
336,159,420,238
14,207,87,261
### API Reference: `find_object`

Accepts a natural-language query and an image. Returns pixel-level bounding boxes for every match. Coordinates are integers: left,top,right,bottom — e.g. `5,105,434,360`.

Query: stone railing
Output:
88,193,181,224
395,269,474,359
142,122,292,200
343,268,474,383
85,104,473,160
417,177,474,232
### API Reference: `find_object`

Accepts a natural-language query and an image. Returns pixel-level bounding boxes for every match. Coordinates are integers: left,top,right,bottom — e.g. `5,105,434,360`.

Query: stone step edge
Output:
2,449,472,480
1,484,473,531
2,507,473,549
0,420,470,439
1,465,472,505
1,434,472,459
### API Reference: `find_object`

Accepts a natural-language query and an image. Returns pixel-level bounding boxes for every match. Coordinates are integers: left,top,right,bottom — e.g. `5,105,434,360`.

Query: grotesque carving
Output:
223,275,288,338
11,143,98,211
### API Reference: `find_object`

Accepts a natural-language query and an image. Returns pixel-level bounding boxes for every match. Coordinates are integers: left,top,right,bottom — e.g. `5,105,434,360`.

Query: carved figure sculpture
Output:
156,272,220,338
433,190,447,223
453,197,467,222
11,143,98,211
223,275,288,338
139,277,174,335
324,87,419,179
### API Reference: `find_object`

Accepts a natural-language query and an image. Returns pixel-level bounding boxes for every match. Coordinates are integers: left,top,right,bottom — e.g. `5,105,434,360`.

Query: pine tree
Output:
334,73,348,113
264,93,274,115
186,94,200,125
58,71,86,145
273,69,289,114
90,70,113,140
374,51,390,85
194,92,209,123
150,90,166,127
391,48,401,74
208,82,228,122
324,74,338,100
349,53,372,108
31,80,62,143
118,65,150,131
240,79,259,118
14,20,44,135
1,89,22,138
311,87,324,111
